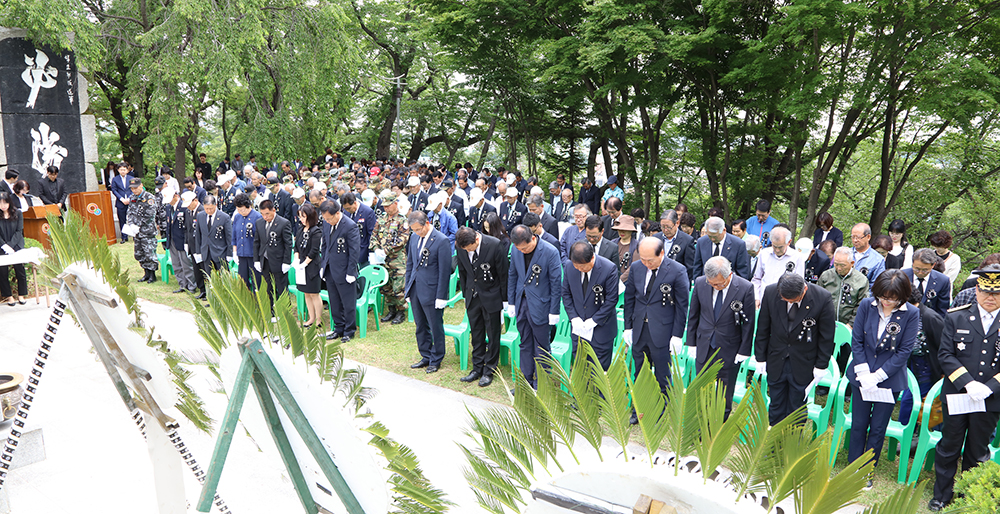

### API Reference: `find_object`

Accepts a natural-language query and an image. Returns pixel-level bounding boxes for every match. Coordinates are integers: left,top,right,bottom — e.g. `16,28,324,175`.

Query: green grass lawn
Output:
112,241,942,511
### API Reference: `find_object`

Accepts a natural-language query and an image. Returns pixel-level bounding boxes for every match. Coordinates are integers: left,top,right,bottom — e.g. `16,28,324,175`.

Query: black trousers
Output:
631,322,672,394
260,262,288,314
466,295,501,376
116,205,128,241
237,256,261,291
411,288,445,366
933,408,1000,503
0,264,26,298
848,385,899,467
187,248,206,293
767,359,808,426
696,347,737,419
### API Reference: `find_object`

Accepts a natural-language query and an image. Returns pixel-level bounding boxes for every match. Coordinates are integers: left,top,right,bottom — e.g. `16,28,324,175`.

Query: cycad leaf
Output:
861,480,927,514
695,366,751,480
531,355,578,463
591,344,634,459
631,359,671,465
796,437,872,514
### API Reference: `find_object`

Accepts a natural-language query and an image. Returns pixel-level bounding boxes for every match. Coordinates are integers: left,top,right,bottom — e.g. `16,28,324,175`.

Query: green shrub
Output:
953,460,1000,513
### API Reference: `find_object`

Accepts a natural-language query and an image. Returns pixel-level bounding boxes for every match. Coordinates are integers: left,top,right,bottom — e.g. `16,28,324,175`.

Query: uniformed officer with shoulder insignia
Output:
929,265,1000,511
124,178,159,283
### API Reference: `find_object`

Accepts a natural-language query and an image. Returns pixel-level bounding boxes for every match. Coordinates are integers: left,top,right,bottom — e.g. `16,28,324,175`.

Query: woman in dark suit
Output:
812,212,843,248
0,192,27,306
845,270,917,486
295,202,323,328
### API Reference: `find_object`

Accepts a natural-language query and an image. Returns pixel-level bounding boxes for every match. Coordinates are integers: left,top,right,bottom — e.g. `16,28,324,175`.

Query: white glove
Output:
253,262,262,273
571,317,584,334
623,329,633,347
320,267,325,279
755,360,767,376
583,319,597,330
184,244,189,253
194,253,203,263
854,363,871,377
505,304,516,318
873,368,888,382
966,381,993,401
548,313,560,326
813,367,827,380
226,255,235,262
1,244,13,255
670,336,684,355
374,249,386,260
859,373,881,391
281,264,291,274
346,275,356,284
734,354,749,365
435,299,447,310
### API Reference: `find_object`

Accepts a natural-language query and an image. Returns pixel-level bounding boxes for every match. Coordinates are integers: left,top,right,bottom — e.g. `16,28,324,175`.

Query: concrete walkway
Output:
1,297,495,513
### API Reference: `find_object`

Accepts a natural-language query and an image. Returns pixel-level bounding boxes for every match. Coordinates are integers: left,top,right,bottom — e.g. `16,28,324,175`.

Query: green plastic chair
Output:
499,310,521,378
286,265,306,321
355,265,389,338
833,321,852,360
157,251,172,283
445,313,471,370
907,379,944,484
446,266,463,308
805,357,841,437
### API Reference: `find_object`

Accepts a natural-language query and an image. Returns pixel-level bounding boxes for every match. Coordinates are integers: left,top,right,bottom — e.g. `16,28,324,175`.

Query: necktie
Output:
208,215,213,228
788,302,799,330
473,250,479,264
646,267,658,297
266,221,272,234
582,272,589,294
713,243,720,257
984,311,994,333
714,288,725,320
917,277,925,296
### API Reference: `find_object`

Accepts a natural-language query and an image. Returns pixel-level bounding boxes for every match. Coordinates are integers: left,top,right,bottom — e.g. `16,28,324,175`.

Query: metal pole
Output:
395,76,402,160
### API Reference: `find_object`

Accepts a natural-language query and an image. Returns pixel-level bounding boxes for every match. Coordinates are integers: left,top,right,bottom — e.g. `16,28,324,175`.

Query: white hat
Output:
161,187,176,200
406,176,420,187
795,238,814,254
505,175,516,185
291,187,305,199
243,164,255,174
530,185,543,197
361,189,376,206
397,196,411,216
504,187,518,198
469,188,484,205
425,191,447,212
180,190,197,208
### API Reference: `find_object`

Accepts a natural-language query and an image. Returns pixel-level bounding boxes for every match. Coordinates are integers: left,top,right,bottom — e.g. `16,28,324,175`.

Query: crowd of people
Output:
96,152,996,511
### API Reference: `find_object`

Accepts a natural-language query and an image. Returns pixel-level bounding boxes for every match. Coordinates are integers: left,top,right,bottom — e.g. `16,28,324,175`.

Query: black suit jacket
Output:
183,205,205,250
918,303,944,379
693,233,751,280
594,238,619,273
253,215,294,271
540,212,559,240
754,283,836,384
499,201,527,233
813,226,844,249
901,268,951,318
686,275,757,366
272,189,297,226
562,256,619,346
623,256,690,347
447,195,466,228
468,202,496,232
659,230,697,281
456,234,508,312
805,251,831,284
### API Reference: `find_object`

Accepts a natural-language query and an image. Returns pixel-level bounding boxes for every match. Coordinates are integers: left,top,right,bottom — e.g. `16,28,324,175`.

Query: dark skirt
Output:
298,260,322,294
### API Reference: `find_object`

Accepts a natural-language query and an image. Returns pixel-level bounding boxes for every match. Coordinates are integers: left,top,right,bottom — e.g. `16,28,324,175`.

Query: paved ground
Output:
1,295,496,513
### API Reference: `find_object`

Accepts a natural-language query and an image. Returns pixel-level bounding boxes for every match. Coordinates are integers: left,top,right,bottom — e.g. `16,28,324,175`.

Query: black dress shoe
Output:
410,359,429,369
460,371,482,383
327,332,343,341
196,292,207,300
340,335,351,343
379,308,397,323
927,499,946,512
426,365,439,373
478,375,493,387
391,312,407,324
629,410,639,425
172,288,186,294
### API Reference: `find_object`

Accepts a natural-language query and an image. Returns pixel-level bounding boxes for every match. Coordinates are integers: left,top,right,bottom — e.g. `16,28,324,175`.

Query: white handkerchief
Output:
947,393,986,414
860,387,896,404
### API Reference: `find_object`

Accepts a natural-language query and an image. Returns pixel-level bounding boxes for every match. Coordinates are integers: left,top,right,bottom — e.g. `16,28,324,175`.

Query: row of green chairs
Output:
285,264,388,338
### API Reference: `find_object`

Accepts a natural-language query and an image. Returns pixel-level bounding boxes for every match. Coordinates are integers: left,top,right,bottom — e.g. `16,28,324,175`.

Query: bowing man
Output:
693,216,752,280
754,272,836,426
455,227,508,387
404,211,453,374
686,256,757,418
903,248,952,318
623,237,690,400
562,240,619,370
253,199,294,316
507,225,562,388
319,199,360,342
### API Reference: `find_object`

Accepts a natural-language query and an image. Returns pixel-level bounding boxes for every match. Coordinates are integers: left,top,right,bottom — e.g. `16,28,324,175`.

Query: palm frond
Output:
762,414,822,510
796,437,872,514
465,407,536,478
694,368,751,481
561,343,607,459
590,345,634,459
655,356,718,473
460,445,527,513
861,480,927,514
525,356,579,464
730,382,801,498
631,359,672,466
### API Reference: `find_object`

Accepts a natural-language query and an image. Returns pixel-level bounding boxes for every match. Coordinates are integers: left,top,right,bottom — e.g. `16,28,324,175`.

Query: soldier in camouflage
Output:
371,190,410,324
154,177,170,249
125,178,160,283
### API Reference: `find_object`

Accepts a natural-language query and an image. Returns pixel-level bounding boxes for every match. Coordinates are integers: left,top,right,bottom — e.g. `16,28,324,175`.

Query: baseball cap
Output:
469,188,484,205
291,188,305,199
504,187,518,198
180,190,197,208
129,178,143,187
406,176,420,187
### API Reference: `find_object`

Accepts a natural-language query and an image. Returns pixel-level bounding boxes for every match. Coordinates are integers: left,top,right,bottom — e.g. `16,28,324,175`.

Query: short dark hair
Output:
584,215,603,231
199,153,207,158
777,273,806,300
13,180,28,195
509,225,534,246
871,269,912,303
183,177,195,185
299,202,318,227
706,207,723,219
522,212,541,227
456,227,477,249
233,193,251,209
569,240,595,264
605,197,622,212
204,179,217,191
927,230,953,248
907,286,924,305
259,199,275,211
5,170,18,180
631,207,645,219
407,210,428,227
46,165,59,175
341,192,356,206
679,212,696,228
817,212,834,229
320,199,341,216
871,234,892,253
733,219,747,231
755,199,772,213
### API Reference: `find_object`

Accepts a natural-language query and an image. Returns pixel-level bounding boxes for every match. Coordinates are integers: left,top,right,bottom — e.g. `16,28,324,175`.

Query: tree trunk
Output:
476,116,497,172
376,92,398,160
174,135,189,180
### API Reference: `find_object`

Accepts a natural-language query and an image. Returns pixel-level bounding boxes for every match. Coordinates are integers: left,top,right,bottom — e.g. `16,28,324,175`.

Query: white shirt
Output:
872,300,907,338
820,230,831,242
644,255,666,292
978,304,998,334
751,247,805,301
712,280,731,308
786,300,801,312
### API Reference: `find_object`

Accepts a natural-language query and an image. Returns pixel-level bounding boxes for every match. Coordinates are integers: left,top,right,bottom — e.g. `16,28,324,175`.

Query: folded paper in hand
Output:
947,393,986,414
860,387,896,404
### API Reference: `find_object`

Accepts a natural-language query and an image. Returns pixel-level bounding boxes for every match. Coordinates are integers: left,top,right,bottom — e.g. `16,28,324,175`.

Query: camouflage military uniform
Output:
154,190,169,243
127,190,159,272
370,176,391,194
371,210,409,312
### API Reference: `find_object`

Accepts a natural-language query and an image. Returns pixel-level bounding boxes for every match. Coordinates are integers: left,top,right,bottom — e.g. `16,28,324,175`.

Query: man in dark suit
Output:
904,248,952,318
253,199,294,317
182,191,207,299
577,177,600,215
623,237,690,407
341,192,376,267
183,176,208,204
526,194,559,239
498,187,527,234
523,213,559,249
165,190,197,293
405,211,453,373
467,189,496,233
693,216,752,280
319,200,360,342
657,209,696,281
507,225,562,388
406,176,429,212
552,188,576,223
0,169,17,197
443,180,466,228
109,164,134,242
686,256,757,418
194,195,232,284
601,197,623,240
929,267,1000,511
456,227,508,386
267,177,298,224
563,241,619,369
584,215,620,274
754,272,836,426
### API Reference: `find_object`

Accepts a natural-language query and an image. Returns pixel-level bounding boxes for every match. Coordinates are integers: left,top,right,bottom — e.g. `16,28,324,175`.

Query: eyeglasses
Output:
877,296,901,304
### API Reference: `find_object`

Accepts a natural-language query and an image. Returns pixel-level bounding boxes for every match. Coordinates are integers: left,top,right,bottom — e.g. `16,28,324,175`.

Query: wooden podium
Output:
23,204,62,250
68,191,117,247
